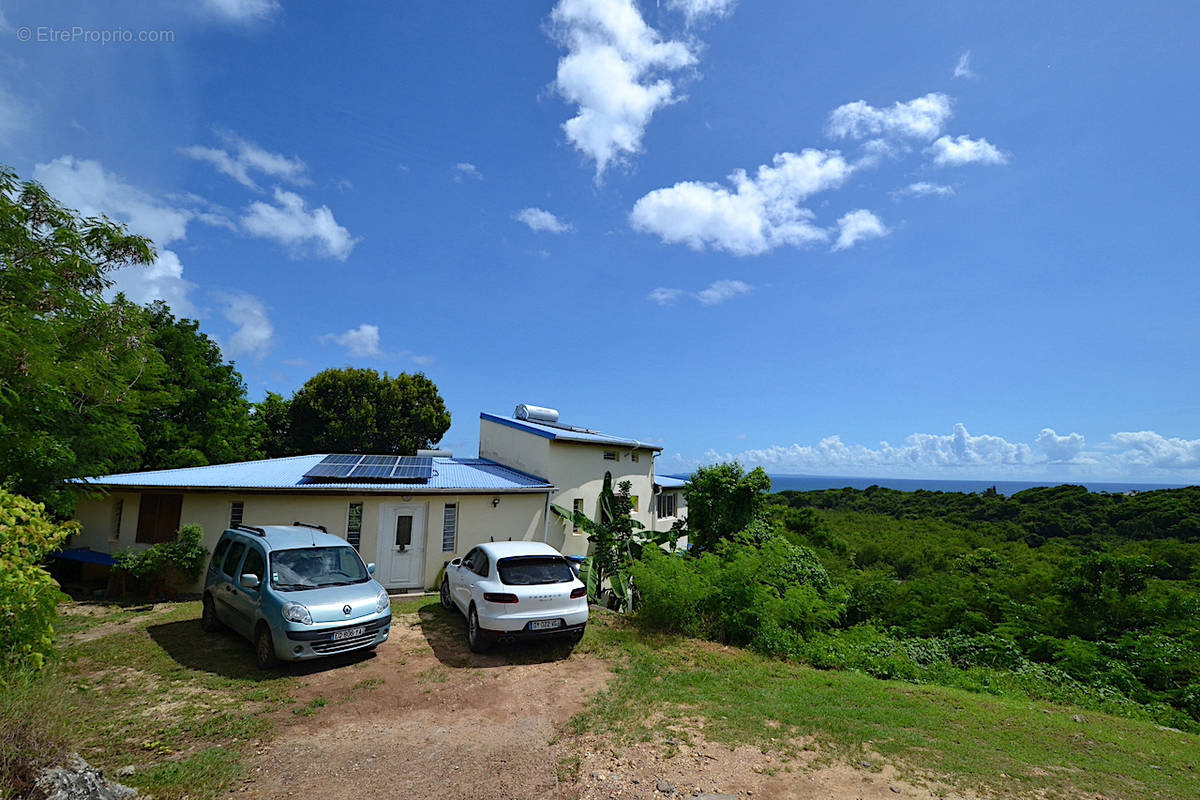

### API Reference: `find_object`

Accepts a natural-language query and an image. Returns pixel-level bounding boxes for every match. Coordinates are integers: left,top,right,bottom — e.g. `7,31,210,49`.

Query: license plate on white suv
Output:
528,619,563,631
332,626,366,641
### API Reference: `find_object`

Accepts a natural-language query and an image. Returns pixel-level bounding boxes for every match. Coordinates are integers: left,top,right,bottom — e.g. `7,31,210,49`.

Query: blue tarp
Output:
52,548,116,566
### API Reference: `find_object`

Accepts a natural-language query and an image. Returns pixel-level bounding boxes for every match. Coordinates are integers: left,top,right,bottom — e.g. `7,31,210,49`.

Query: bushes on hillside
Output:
0,489,74,672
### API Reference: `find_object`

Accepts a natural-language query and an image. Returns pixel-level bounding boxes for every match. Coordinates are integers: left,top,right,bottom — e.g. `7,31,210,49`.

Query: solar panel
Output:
349,455,399,479
391,456,433,480
302,454,433,482
302,454,364,478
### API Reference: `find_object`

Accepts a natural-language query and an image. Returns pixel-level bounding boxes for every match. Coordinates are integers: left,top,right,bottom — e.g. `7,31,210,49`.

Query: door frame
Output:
376,502,427,589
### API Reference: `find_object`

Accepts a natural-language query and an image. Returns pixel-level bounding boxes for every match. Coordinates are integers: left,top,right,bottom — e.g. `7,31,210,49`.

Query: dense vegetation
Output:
633,470,1200,732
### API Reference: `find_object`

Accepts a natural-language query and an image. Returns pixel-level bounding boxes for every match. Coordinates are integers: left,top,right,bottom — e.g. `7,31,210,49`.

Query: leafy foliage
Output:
113,524,208,594
281,367,451,455
680,461,771,552
0,490,74,672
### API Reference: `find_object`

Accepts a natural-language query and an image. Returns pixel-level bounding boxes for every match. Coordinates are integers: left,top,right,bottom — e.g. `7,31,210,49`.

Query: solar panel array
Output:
302,454,434,482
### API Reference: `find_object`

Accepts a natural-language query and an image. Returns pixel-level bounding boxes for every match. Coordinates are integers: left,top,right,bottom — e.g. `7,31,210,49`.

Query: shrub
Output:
113,524,208,595
0,489,74,672
0,667,70,798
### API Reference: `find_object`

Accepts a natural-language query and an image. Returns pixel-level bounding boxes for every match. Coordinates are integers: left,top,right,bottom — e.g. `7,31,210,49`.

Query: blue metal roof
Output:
480,412,664,451
654,475,689,489
76,454,552,493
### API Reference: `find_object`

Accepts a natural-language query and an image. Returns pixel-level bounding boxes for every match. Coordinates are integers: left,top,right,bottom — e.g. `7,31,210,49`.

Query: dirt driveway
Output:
244,600,610,800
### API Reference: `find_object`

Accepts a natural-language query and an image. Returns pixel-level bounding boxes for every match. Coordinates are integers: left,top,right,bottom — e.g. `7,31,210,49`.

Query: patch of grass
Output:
0,668,72,799
131,747,244,798
351,677,383,692
574,615,1200,799
556,752,581,783
292,697,328,716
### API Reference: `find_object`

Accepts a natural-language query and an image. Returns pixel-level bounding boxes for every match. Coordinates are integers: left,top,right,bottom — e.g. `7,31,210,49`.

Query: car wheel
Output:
200,594,223,632
255,625,279,669
467,605,490,653
440,577,454,612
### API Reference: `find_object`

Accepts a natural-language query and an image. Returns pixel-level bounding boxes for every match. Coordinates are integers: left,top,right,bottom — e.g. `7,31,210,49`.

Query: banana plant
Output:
551,477,643,612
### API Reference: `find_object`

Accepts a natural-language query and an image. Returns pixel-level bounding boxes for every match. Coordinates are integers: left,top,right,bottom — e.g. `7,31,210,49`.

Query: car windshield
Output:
270,546,369,591
497,556,574,586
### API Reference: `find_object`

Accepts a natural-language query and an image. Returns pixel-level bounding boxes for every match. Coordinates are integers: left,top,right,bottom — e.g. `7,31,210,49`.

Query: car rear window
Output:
497,556,574,586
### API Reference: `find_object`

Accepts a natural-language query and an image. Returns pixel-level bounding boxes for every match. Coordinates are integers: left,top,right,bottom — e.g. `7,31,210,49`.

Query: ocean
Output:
759,475,1192,496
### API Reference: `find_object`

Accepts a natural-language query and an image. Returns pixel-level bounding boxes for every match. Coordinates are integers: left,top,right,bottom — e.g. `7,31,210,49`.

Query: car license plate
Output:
332,626,365,641
529,619,562,631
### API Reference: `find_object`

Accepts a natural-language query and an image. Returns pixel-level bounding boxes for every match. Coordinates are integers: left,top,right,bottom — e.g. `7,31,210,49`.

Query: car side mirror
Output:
366,563,376,575
239,574,260,590
450,557,462,567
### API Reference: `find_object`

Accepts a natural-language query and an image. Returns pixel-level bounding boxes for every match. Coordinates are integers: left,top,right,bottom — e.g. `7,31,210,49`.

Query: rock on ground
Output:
32,755,138,800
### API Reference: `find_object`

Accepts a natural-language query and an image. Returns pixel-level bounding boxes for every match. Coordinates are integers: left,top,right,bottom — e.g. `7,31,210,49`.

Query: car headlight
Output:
376,589,390,613
282,601,312,625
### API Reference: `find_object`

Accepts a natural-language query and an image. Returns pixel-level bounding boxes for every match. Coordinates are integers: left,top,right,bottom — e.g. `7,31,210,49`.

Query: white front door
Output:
377,503,426,590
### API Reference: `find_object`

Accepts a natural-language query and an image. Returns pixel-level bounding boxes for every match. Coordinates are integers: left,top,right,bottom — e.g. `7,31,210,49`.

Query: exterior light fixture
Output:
492,497,500,508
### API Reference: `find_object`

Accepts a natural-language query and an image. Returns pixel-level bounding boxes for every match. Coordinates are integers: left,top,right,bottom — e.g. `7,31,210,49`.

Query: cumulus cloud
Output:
832,209,888,251
827,93,953,141
515,207,572,233
453,162,483,182
182,131,308,191
1036,428,1087,462
241,189,357,260
894,181,955,198
201,0,280,22
928,135,1007,166
550,0,697,179
321,323,383,358
667,0,736,24
630,149,852,255
696,279,751,305
33,156,201,313
220,292,274,360
648,287,685,306
1111,431,1200,468
953,51,976,79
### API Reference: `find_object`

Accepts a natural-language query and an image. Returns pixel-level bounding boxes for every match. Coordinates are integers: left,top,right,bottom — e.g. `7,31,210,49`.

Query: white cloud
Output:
33,156,199,313
321,324,383,358
827,93,953,141
241,189,357,260
954,51,976,79
667,0,736,24
832,209,888,251
928,135,1007,167
550,0,697,179
630,149,853,255
648,287,684,305
1036,428,1087,462
895,181,955,198
201,0,280,23
453,162,483,182
1111,431,1200,468
183,131,308,191
515,207,572,233
220,292,274,360
696,279,751,305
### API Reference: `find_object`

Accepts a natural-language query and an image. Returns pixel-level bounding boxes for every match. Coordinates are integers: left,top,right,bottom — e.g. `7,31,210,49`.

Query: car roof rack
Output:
235,524,266,536
292,521,328,533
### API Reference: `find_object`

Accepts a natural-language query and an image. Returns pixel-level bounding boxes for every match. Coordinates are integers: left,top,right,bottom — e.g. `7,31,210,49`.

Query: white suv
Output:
439,541,587,652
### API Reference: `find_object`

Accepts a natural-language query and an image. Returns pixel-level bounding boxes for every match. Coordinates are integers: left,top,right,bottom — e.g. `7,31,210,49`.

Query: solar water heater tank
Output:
514,404,559,424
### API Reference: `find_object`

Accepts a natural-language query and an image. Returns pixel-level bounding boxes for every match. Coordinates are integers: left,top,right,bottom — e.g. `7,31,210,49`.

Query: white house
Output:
69,405,688,592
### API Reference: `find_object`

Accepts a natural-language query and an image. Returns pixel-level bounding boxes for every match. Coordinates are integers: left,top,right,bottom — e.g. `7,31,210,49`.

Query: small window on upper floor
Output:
229,501,244,528
631,452,639,462
572,498,584,531
603,450,618,461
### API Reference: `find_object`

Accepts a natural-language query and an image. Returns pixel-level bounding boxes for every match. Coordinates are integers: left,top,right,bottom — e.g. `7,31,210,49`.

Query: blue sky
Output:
3,0,1198,482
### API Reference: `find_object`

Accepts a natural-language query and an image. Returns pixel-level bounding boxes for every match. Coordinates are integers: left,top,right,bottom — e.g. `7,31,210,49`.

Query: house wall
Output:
478,418,551,480
72,490,550,593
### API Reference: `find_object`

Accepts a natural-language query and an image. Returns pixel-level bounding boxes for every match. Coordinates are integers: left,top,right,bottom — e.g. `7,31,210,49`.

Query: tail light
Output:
483,592,519,604
570,587,587,599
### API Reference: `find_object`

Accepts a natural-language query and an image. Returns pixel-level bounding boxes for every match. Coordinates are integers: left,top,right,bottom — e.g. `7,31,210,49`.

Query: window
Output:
473,552,490,577
572,498,584,532
630,495,640,512
241,547,265,585
346,502,363,550
603,450,617,461
631,452,639,463
395,515,413,548
211,537,232,570
229,501,244,528
657,492,677,518
135,494,183,544
110,499,123,541
441,503,458,552
221,541,247,578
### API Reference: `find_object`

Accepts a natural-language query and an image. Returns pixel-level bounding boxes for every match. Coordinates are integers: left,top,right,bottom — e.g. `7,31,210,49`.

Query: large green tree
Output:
133,301,261,469
683,461,772,552
0,166,159,513
254,391,295,458
285,367,450,454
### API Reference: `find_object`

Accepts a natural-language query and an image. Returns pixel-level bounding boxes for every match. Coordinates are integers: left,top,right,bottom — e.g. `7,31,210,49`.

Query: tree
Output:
683,462,772,552
133,301,261,469
255,391,295,458
286,368,450,454
0,166,159,513
554,476,650,611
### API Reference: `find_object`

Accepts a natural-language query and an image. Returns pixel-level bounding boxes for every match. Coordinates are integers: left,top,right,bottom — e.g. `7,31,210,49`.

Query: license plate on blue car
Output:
529,619,562,631
332,626,365,641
